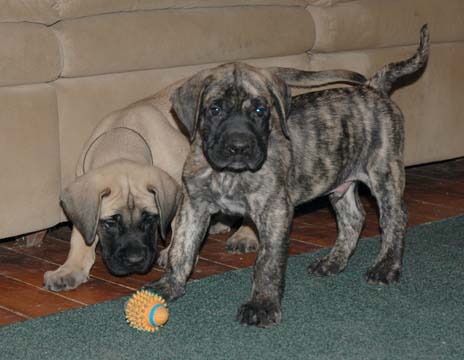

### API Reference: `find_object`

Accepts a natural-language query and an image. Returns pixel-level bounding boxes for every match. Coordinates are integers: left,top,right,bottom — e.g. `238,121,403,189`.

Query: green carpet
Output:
2,216,464,360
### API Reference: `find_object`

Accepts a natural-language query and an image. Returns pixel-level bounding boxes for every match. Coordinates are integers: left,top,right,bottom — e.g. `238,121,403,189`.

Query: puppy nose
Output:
126,248,146,264
225,134,253,156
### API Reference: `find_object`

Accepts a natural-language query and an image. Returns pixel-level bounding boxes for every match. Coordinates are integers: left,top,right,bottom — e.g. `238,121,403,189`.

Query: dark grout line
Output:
0,304,30,320
290,237,324,249
198,256,239,270
405,172,445,181
0,244,62,266
86,275,140,291
407,197,464,211
0,273,87,306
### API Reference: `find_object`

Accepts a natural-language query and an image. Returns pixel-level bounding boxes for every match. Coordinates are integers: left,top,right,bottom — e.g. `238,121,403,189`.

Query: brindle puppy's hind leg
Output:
309,182,365,276
365,161,407,284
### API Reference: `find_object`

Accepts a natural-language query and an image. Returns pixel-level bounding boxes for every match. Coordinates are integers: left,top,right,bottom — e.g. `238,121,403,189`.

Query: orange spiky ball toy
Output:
125,290,169,332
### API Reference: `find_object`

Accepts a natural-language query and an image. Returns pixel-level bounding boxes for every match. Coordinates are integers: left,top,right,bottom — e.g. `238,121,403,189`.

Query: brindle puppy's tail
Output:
367,24,430,95
266,67,367,87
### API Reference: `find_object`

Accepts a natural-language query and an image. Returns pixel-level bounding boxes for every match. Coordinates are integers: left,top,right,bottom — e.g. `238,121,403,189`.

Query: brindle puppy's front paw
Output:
366,258,401,285
143,276,186,302
236,300,282,328
308,256,346,276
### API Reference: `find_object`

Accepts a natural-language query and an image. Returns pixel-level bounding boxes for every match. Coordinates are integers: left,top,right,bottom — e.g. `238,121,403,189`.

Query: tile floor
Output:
1,158,463,326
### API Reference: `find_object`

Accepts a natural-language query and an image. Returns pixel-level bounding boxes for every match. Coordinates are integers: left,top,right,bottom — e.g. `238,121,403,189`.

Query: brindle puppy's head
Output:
60,161,180,276
171,63,291,172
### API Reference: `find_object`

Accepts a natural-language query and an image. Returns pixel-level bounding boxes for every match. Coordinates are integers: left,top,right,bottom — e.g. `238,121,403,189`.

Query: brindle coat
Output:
146,26,429,328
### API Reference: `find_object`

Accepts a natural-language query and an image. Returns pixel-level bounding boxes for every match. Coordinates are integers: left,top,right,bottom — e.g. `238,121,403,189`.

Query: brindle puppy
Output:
146,26,429,328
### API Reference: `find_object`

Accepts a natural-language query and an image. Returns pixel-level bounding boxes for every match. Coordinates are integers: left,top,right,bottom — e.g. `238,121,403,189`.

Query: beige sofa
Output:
1,0,463,240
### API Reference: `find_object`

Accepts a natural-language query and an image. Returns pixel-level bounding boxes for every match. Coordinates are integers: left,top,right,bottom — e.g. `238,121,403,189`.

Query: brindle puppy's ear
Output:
146,169,181,240
260,69,292,139
60,172,111,246
265,67,366,87
170,68,213,142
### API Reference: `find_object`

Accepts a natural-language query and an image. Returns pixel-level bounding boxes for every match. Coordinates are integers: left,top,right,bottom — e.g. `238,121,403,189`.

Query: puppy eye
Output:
209,105,222,116
141,212,158,231
142,212,157,223
101,214,120,230
102,218,117,230
254,106,267,117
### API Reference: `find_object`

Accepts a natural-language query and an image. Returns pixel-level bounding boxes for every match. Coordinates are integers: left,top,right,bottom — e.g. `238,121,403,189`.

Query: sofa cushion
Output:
53,6,314,77
308,0,464,52
0,23,61,87
0,0,59,25
0,0,307,24
0,84,61,238
55,0,309,20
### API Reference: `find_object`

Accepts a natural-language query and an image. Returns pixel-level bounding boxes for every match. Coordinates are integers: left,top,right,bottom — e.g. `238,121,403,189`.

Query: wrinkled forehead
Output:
203,64,271,103
99,174,159,221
